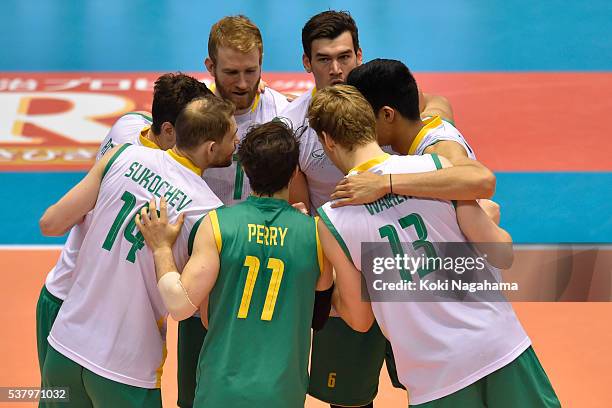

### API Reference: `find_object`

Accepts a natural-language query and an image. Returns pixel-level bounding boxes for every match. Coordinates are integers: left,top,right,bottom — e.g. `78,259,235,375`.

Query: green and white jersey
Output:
203,89,289,205
48,145,222,389
45,113,156,300
281,88,345,211
319,153,529,405
195,196,323,408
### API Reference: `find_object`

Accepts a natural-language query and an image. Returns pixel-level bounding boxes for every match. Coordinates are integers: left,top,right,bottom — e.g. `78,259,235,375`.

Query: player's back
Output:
195,195,322,408
319,153,529,404
45,113,154,300
48,145,222,389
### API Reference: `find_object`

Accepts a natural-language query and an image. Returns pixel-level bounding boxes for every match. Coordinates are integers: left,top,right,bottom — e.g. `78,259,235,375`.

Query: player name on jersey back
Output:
124,161,192,210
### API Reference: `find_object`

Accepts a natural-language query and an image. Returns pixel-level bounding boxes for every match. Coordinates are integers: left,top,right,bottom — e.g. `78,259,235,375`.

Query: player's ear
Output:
160,122,176,149
204,57,215,76
355,48,363,65
380,106,395,123
321,131,335,150
161,122,174,136
302,53,312,73
208,140,217,154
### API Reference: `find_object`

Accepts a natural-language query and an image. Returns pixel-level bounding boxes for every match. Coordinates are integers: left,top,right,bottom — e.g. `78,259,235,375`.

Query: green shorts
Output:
412,346,561,408
40,345,161,408
308,317,387,406
177,315,207,408
36,285,63,376
384,340,406,390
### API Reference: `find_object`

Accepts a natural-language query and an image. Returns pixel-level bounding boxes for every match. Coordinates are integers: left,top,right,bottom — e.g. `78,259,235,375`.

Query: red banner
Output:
0,72,313,171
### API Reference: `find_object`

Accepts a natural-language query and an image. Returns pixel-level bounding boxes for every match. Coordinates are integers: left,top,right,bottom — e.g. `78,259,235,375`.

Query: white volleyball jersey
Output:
45,113,156,300
319,154,530,405
409,116,476,159
203,88,289,205
281,88,345,211
48,145,222,388
283,92,478,212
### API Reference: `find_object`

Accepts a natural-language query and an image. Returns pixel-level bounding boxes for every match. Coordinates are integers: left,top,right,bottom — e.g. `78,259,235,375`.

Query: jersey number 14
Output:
101,191,154,263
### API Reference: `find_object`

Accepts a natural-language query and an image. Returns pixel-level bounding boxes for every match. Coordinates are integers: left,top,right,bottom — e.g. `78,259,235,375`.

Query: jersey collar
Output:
167,149,202,176
139,126,161,149
408,116,443,155
348,153,390,174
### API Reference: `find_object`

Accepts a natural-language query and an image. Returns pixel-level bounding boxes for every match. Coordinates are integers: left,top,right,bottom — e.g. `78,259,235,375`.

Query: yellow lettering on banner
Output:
0,93,134,144
248,224,256,242
279,227,288,247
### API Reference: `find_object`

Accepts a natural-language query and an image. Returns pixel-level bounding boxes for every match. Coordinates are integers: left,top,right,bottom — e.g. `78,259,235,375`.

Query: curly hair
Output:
237,119,300,196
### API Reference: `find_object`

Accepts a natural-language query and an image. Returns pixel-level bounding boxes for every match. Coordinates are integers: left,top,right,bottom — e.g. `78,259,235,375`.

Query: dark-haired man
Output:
136,120,334,408
38,96,236,407
35,73,212,379
333,58,494,209
284,11,498,408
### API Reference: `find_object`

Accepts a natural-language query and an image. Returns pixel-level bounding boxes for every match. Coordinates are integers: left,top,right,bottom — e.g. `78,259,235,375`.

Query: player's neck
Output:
391,118,424,155
170,146,204,176
252,187,289,201
234,103,253,116
343,142,386,174
145,128,162,149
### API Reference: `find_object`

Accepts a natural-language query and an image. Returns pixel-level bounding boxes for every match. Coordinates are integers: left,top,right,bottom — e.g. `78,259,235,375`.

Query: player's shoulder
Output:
115,112,152,127
259,88,290,113
279,88,313,120
317,201,349,224
438,118,462,136
388,154,441,172
109,113,151,141
114,143,157,161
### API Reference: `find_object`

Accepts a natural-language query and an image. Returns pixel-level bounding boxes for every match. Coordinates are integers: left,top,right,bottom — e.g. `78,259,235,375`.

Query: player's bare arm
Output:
421,93,454,123
317,219,375,332
428,141,502,225
331,141,496,206
455,200,514,269
39,144,122,236
288,168,311,212
136,199,220,321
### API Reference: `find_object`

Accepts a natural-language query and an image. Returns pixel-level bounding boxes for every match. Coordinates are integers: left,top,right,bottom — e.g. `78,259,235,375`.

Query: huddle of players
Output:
36,10,561,408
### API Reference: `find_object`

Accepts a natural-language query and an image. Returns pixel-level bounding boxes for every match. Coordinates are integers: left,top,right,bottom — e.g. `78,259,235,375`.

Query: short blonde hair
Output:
308,85,377,151
208,15,263,63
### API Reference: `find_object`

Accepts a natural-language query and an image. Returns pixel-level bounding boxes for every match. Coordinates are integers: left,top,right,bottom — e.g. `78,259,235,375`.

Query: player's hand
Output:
257,79,267,94
330,172,388,208
478,199,501,225
292,202,309,215
135,197,185,252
